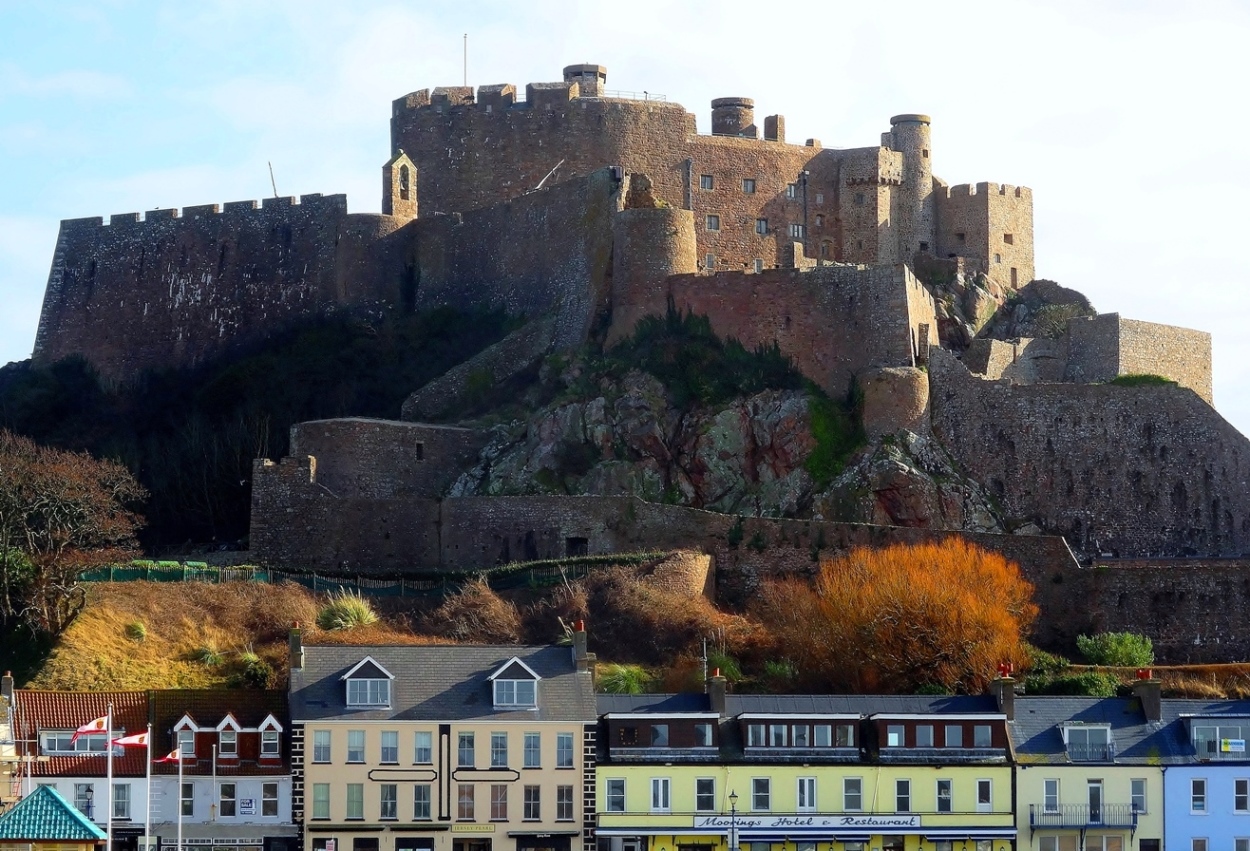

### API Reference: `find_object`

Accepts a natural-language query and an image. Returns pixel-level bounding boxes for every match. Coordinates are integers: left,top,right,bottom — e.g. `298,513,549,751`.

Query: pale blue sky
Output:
3,1,1249,433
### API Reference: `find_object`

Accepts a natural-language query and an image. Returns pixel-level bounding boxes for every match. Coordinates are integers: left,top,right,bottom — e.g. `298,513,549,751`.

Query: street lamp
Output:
728,790,739,851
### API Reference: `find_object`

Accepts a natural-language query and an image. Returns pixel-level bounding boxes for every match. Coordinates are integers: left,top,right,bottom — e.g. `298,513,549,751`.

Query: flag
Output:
154,750,182,763
70,716,109,744
112,732,149,748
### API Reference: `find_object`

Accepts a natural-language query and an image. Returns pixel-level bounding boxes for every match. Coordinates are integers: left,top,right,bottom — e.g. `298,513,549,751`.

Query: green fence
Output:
81,551,667,599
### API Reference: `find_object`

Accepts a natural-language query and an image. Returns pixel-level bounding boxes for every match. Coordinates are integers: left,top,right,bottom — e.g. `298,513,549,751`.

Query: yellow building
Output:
290,632,597,851
596,683,1015,851
1009,681,1166,851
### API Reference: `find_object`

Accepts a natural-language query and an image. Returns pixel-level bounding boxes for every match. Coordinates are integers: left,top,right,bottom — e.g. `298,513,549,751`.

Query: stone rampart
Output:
930,349,1250,559
32,195,410,381
963,337,1067,383
630,263,937,398
411,168,621,350
1065,313,1213,402
935,182,1034,289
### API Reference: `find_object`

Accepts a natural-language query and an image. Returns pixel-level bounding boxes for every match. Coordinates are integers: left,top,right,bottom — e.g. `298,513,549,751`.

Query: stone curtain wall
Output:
641,264,937,398
32,195,409,381
934,183,1034,289
963,338,1068,383
411,168,621,350
930,349,1250,559
1117,317,1213,403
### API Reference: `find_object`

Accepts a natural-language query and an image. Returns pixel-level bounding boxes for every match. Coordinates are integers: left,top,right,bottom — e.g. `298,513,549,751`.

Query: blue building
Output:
1163,701,1250,851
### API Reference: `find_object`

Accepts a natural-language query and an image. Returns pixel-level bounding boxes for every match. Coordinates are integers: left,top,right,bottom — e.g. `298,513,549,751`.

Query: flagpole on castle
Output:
177,751,184,851
106,702,114,851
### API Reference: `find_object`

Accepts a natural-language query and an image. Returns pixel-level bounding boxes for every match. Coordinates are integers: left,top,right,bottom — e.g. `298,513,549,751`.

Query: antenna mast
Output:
268,162,278,198
463,34,467,87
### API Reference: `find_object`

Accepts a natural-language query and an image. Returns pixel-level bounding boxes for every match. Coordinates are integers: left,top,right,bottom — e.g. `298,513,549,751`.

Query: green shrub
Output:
1026,644,1072,675
194,643,224,666
124,621,147,641
1076,632,1155,667
317,590,380,631
238,649,276,688
707,649,743,682
1108,374,1177,388
597,663,655,694
914,682,952,695
1026,671,1121,697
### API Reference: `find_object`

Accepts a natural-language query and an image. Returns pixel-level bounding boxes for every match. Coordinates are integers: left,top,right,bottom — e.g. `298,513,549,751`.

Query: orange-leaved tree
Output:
0,429,147,634
753,539,1037,694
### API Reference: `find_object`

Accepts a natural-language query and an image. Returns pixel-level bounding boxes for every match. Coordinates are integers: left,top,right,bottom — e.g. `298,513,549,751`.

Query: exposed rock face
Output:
981,278,1096,340
812,430,1003,532
449,370,815,516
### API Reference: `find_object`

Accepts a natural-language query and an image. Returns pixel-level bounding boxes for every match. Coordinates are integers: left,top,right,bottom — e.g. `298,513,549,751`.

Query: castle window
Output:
399,165,410,201
857,240,864,250
1011,268,1018,287
742,178,756,194
786,183,798,199
854,192,865,206
815,214,824,228
922,149,929,158
919,241,929,252
1004,233,1014,245
995,253,1002,263
705,254,716,270
956,232,966,243
754,259,764,273
705,214,721,232
790,223,806,239
700,174,714,191
815,193,824,205
756,218,768,235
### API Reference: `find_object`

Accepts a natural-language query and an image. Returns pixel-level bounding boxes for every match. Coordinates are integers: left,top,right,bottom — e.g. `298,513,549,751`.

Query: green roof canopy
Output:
0,785,106,841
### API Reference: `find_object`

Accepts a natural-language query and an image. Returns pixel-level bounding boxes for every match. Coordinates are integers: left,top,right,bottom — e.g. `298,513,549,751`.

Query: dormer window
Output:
219,730,237,756
488,657,541,709
342,656,395,707
1064,724,1112,761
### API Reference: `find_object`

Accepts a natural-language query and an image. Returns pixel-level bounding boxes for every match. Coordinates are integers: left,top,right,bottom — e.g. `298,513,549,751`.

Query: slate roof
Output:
597,693,711,714
150,689,290,776
0,784,106,841
14,690,148,777
290,644,596,723
1009,696,1221,765
597,693,1002,716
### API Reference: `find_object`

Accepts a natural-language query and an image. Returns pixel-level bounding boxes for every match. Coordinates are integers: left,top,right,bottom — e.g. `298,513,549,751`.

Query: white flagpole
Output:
144,723,151,851
106,702,114,851
177,753,183,851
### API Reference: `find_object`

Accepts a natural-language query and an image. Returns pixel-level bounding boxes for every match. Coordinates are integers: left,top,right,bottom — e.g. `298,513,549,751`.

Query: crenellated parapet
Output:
935,180,1034,289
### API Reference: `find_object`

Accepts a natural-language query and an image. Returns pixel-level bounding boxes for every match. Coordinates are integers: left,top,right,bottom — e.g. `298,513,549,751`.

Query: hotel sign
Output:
693,815,922,829
1222,738,1247,753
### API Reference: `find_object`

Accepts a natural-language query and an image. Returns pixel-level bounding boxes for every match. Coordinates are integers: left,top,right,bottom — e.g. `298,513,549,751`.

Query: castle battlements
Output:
943,182,1032,200
58,193,351,232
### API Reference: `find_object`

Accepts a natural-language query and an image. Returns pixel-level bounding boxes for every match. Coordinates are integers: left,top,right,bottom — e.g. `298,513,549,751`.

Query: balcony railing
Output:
1066,742,1115,761
1029,803,1138,829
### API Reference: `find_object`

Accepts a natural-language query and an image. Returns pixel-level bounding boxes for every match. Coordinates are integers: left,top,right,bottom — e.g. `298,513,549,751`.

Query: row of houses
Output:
3,626,1250,851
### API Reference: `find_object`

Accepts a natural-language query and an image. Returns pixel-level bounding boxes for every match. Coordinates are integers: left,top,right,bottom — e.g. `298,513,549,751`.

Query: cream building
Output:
290,631,596,851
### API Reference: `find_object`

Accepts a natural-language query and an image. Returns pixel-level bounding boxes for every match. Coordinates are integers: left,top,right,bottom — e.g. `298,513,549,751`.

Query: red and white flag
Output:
70,716,109,744
112,732,149,748
154,750,182,763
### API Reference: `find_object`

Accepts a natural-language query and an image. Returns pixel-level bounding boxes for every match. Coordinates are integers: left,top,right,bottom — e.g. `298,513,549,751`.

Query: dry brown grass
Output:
28,581,321,690
423,577,523,643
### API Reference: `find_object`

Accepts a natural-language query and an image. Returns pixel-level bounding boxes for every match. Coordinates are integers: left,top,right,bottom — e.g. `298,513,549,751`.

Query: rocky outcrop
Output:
450,370,816,516
812,430,1004,532
980,278,1096,341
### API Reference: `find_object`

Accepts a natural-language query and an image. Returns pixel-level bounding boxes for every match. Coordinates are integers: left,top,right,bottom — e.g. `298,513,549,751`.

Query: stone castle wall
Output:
31,195,411,381
930,349,1250,558
628,263,937,398
934,182,1034,287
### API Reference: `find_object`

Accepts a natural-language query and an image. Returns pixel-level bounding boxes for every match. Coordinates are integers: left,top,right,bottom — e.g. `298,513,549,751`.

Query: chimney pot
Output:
573,620,590,672
991,675,1015,721
1133,676,1163,722
289,625,304,672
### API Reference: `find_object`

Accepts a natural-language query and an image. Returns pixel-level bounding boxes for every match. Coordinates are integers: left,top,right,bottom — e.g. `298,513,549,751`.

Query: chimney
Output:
990,674,1015,721
1,671,13,704
706,668,727,715
572,620,593,673
1133,669,1162,722
289,623,304,672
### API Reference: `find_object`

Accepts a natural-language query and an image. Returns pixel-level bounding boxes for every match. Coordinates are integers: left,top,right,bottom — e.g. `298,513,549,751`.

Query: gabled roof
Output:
488,657,541,681
341,657,394,681
0,784,106,841
150,689,290,776
291,645,595,723
1010,696,1207,765
14,690,148,777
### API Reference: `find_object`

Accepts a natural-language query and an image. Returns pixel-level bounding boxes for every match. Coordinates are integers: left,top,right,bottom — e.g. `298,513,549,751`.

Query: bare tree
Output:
0,430,146,634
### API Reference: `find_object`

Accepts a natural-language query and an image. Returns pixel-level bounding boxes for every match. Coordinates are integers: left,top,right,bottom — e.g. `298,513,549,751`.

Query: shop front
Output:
599,815,1016,851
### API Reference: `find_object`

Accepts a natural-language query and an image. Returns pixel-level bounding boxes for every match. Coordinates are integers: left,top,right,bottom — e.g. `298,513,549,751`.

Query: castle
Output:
29,63,1250,660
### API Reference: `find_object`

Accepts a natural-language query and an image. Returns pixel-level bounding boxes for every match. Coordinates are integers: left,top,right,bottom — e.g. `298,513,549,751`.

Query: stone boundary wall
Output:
32,194,410,381
930,348,1250,559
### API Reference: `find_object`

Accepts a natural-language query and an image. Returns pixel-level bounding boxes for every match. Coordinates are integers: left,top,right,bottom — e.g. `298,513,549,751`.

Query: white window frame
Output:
606,778,626,813
458,732,475,767
312,730,330,763
556,731,574,767
556,784,574,822
262,781,279,817
695,778,715,813
492,678,537,708
1043,778,1059,813
936,779,952,813
524,732,541,768
747,724,766,747
346,678,391,707
843,777,862,811
752,777,771,812
490,732,508,767
896,779,911,813
112,783,131,819
414,784,432,820
414,730,433,764
261,729,280,757
1237,777,1250,813
797,777,816,813
347,783,364,820
916,725,934,747
347,729,365,763
380,783,398,820
218,729,237,757
976,778,992,813
1131,777,1147,814
650,777,671,814
1192,777,1207,813
219,782,236,818
381,730,399,764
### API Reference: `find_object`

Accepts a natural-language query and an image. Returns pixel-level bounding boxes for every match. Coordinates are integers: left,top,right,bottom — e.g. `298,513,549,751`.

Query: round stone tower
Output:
889,113,936,263
563,63,607,98
711,97,756,137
